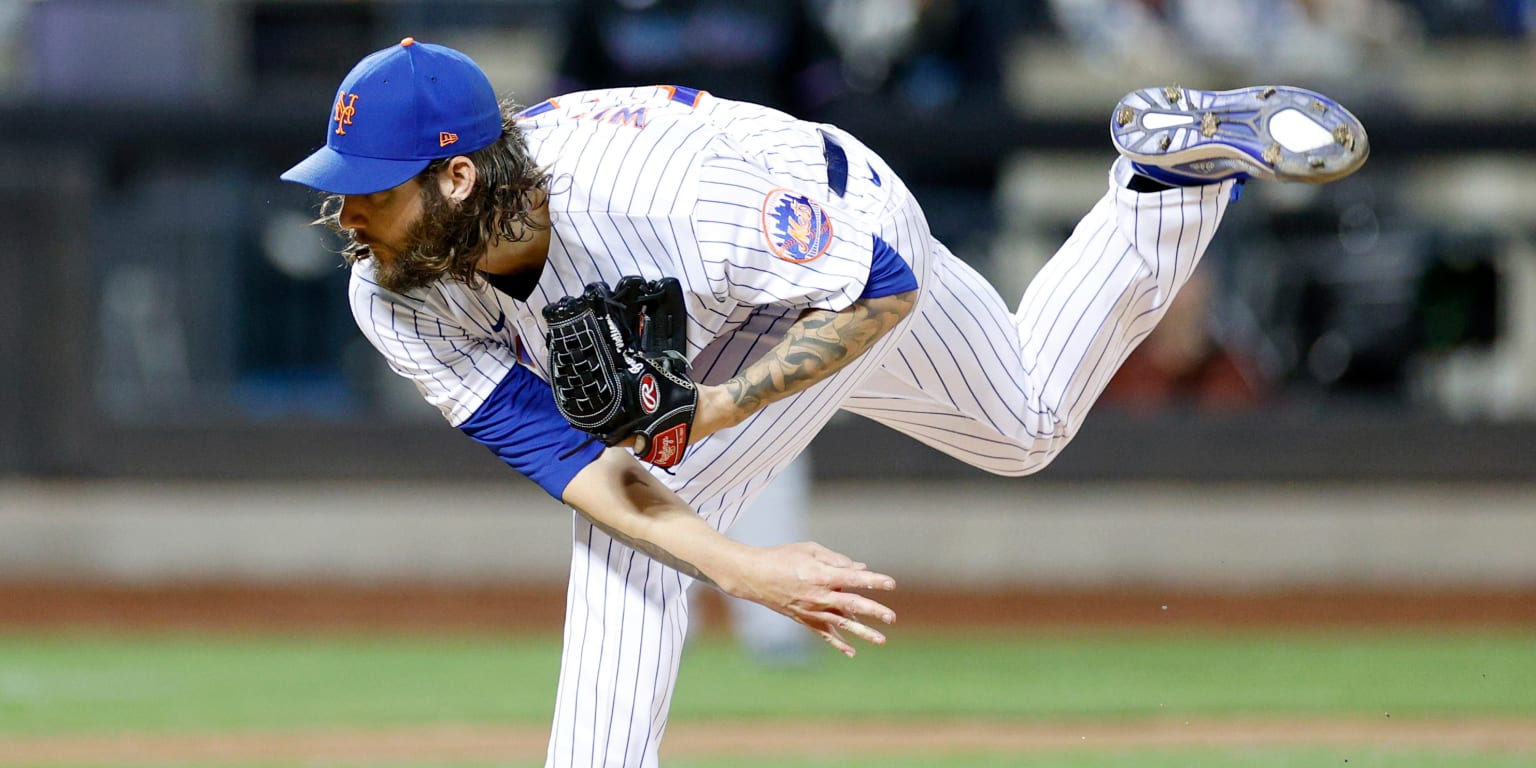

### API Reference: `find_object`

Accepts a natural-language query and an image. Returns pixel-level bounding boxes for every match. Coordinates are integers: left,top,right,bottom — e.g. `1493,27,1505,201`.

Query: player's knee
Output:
981,439,1068,477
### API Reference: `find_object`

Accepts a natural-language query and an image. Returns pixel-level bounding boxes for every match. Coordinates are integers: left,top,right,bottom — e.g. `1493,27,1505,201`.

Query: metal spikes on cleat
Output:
1110,85,1370,184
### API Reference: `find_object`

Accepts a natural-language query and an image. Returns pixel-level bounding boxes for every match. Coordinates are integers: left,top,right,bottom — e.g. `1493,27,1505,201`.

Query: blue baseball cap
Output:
281,38,502,195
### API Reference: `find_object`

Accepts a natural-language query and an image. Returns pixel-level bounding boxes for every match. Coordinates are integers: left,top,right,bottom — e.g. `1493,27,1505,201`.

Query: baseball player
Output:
281,39,1367,768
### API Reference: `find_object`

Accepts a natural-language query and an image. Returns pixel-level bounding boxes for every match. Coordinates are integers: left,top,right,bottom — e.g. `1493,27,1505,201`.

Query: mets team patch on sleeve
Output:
761,188,834,263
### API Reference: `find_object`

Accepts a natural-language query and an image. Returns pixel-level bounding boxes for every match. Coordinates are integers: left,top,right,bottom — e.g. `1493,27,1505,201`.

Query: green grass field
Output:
1,627,1532,766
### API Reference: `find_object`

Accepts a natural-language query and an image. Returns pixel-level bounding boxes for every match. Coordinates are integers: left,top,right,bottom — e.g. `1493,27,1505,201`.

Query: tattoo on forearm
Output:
726,290,916,414
585,516,718,588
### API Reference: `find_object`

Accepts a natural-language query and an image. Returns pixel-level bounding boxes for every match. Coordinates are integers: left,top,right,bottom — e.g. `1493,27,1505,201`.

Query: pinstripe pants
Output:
547,157,1236,767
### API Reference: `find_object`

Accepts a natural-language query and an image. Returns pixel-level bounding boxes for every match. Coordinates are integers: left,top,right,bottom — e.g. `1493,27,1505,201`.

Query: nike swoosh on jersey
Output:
490,311,507,333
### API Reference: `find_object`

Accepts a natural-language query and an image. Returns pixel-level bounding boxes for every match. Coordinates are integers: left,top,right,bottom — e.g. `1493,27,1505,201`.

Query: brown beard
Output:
321,104,551,293
369,181,488,294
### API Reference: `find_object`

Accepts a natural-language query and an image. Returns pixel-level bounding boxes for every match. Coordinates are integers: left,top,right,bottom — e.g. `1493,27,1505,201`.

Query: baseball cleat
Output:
1111,85,1369,185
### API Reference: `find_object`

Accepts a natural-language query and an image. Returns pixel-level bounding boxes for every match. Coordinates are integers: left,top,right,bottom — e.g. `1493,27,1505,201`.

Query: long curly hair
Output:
318,98,550,291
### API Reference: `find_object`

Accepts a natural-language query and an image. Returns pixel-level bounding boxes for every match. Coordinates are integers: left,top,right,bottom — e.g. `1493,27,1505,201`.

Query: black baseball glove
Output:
542,276,697,468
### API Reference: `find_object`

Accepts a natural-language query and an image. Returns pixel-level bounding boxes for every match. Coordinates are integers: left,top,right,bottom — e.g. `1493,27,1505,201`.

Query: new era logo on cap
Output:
280,37,502,195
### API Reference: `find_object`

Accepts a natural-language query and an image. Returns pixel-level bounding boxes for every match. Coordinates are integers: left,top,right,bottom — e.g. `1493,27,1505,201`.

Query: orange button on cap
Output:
400,37,416,47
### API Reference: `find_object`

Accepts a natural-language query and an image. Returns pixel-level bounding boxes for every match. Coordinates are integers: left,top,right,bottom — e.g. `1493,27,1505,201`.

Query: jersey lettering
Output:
570,101,650,129
605,107,648,128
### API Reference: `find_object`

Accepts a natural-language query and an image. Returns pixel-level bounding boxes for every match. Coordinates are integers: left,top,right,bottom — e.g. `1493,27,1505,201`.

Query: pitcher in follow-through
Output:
281,37,1367,768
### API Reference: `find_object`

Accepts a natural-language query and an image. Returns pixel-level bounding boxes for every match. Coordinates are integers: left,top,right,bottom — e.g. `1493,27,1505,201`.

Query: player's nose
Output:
337,196,368,231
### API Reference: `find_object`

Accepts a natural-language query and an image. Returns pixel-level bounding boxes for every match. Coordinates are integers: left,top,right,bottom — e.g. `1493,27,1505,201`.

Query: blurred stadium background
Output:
1,0,1534,766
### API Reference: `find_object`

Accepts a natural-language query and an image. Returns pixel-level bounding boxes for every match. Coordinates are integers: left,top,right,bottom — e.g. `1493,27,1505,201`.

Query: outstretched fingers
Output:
802,612,878,657
749,541,899,657
808,543,894,593
831,611,887,646
796,570,897,657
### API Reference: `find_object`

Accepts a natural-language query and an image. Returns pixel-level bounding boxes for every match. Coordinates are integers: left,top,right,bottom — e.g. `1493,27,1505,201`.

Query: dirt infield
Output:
5,583,1535,631
3,717,1535,765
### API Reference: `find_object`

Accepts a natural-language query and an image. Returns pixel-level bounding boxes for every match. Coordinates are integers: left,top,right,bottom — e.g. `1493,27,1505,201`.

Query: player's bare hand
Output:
726,541,897,658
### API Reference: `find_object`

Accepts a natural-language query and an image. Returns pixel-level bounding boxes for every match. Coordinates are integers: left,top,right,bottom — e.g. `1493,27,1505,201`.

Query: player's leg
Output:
838,183,1204,477
546,511,698,768
842,85,1366,473
544,199,938,767
720,454,814,665
682,453,814,666
843,162,1237,474
545,389,906,767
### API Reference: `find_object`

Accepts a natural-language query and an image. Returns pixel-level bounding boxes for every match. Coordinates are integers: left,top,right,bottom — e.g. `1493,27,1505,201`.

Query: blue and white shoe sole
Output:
1111,86,1369,183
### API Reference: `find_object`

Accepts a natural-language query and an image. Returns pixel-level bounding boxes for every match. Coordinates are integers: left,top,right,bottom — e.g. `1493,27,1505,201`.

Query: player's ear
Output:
439,156,478,203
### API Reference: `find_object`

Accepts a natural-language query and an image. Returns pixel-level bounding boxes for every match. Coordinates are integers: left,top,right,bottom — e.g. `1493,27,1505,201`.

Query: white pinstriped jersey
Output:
350,86,894,431
346,82,1241,768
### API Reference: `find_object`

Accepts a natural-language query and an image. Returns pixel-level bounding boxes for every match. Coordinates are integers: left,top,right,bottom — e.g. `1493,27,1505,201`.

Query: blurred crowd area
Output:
0,0,1533,480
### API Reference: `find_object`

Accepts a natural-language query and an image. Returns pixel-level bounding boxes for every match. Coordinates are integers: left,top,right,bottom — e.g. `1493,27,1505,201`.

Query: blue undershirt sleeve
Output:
458,363,605,500
859,234,919,299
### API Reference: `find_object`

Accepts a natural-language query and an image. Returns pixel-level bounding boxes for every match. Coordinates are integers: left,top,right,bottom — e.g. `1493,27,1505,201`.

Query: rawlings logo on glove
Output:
542,277,697,468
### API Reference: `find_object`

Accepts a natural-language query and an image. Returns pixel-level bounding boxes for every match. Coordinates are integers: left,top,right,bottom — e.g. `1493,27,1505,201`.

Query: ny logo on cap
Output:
333,93,359,136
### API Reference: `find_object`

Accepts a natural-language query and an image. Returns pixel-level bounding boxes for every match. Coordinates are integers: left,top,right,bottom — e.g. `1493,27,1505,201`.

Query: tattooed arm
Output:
691,289,918,440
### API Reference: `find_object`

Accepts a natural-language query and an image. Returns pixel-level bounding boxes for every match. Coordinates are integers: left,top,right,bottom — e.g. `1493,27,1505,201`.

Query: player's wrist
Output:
691,384,745,440
680,533,757,598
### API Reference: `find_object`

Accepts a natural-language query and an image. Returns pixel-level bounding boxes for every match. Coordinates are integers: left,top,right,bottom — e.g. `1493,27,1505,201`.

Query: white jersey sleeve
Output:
347,264,518,427
690,145,875,312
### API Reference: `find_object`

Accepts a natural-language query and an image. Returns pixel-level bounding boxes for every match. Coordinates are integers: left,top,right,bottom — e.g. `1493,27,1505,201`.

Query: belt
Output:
819,128,849,198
